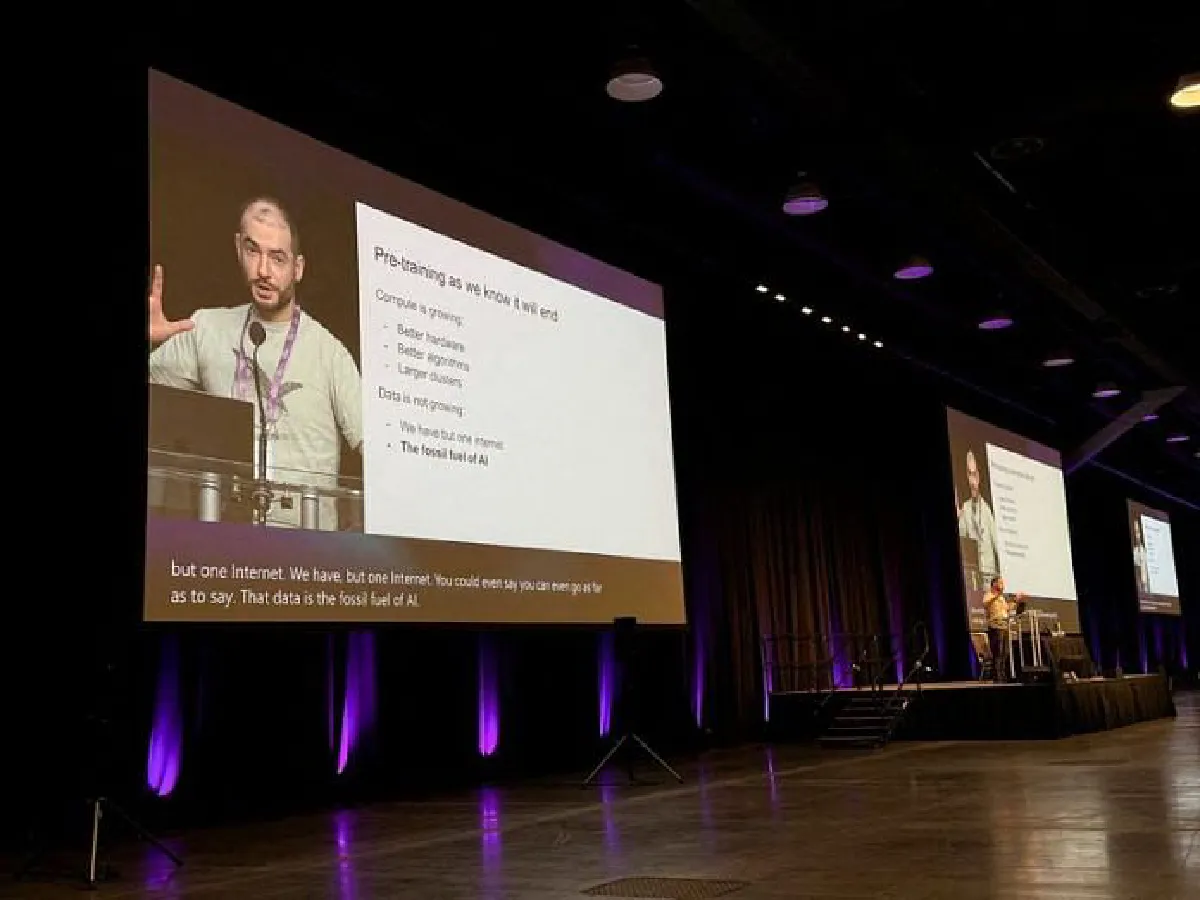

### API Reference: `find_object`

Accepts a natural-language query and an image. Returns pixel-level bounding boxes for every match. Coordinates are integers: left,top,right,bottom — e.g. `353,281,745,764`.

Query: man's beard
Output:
250,282,294,319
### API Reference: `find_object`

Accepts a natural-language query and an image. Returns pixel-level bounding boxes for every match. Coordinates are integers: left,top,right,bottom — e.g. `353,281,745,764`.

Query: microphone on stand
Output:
247,322,271,525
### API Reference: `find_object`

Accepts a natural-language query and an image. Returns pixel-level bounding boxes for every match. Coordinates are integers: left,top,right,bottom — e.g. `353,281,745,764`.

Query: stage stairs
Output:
818,693,913,749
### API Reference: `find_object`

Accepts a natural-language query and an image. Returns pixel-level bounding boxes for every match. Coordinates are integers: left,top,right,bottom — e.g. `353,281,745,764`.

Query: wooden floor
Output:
5,691,1198,899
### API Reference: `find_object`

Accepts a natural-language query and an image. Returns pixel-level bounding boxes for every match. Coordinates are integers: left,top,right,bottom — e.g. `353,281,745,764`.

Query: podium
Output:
148,384,362,531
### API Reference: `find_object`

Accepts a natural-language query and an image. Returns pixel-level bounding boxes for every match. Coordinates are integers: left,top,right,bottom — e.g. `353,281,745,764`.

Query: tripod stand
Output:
85,796,183,885
582,731,682,785
581,617,683,786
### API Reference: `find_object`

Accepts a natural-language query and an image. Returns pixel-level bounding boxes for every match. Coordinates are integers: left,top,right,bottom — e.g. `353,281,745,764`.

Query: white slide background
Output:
985,443,1078,601
356,202,682,561
1141,515,1180,597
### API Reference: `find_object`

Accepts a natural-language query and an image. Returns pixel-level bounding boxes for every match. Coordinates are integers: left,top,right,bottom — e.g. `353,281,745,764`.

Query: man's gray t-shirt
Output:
149,304,362,530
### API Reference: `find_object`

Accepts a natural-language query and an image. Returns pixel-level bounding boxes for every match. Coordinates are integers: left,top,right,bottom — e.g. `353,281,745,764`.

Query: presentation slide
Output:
1126,500,1182,615
946,408,1080,633
145,70,685,625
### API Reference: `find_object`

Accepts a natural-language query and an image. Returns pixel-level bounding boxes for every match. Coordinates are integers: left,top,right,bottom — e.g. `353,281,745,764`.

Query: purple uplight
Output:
478,636,500,757
893,257,933,280
336,632,377,776
1142,413,1159,423
598,632,616,738
691,617,707,729
1139,624,1148,674
146,636,182,798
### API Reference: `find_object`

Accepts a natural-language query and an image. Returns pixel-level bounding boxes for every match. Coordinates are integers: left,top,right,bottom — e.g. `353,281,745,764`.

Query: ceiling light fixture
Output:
1142,413,1160,423
893,255,933,280
775,293,787,303
755,284,769,293
841,325,851,333
873,340,883,348
858,333,867,341
1168,73,1199,110
1092,382,1121,399
978,312,1014,331
801,306,813,315
782,179,829,216
1041,351,1075,368
821,316,833,324
1165,434,1191,444
606,57,663,103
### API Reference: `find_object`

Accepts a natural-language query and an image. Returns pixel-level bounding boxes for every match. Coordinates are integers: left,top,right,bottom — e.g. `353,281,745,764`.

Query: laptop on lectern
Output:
148,383,254,471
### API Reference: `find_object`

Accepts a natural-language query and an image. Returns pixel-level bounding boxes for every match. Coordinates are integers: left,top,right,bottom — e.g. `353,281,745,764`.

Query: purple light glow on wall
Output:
598,632,615,737
1139,624,1148,674
147,636,182,798
478,636,500,757
1153,618,1165,665
691,617,707,729
327,634,337,755
1179,620,1190,669
760,636,774,722
336,632,378,776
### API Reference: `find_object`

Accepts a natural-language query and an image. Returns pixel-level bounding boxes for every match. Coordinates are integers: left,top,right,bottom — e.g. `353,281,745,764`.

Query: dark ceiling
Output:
149,1,1200,507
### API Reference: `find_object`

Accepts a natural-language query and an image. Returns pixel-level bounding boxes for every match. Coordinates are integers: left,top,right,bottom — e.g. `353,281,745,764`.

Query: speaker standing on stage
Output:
983,576,1027,683
148,196,363,530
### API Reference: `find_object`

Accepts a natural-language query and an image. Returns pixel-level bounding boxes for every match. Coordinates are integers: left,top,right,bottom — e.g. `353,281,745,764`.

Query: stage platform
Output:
769,673,1177,741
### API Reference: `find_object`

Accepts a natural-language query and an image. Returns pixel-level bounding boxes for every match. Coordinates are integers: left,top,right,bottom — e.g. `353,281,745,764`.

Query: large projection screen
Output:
1126,500,1182,615
146,70,685,625
946,408,1080,633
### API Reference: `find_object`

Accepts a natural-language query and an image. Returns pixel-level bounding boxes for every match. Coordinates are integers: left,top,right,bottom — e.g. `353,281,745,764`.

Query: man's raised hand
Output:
148,265,193,344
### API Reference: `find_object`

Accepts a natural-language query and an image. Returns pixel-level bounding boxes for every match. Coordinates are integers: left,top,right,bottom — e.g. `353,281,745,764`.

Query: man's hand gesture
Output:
148,265,193,345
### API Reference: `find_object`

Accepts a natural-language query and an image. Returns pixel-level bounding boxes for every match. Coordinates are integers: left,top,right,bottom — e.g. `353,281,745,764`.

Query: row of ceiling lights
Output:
754,283,884,349
607,58,1196,453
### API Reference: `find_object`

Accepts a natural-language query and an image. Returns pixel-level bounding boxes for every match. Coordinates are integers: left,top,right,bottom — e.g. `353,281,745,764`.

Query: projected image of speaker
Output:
1126,499,1182,616
145,70,686,627
945,408,1082,635
582,616,683,786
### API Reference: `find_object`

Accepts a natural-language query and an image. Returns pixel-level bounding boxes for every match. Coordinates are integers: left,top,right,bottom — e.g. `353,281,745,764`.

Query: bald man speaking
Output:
149,196,363,530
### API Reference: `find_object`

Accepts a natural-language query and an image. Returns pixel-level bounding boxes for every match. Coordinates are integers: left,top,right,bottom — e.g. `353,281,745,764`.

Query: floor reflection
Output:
5,691,1196,900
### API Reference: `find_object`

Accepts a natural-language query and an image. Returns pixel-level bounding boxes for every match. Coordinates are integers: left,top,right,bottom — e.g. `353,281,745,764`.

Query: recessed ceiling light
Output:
782,181,829,216
775,293,787,303
801,306,813,315
1142,413,1160,423
1092,382,1121,399
755,284,769,293
894,255,933,280
1168,73,1199,110
841,325,851,333
821,316,832,324
1166,434,1191,444
873,340,883,348
858,333,866,341
606,57,663,103
1041,352,1075,367
978,313,1014,331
